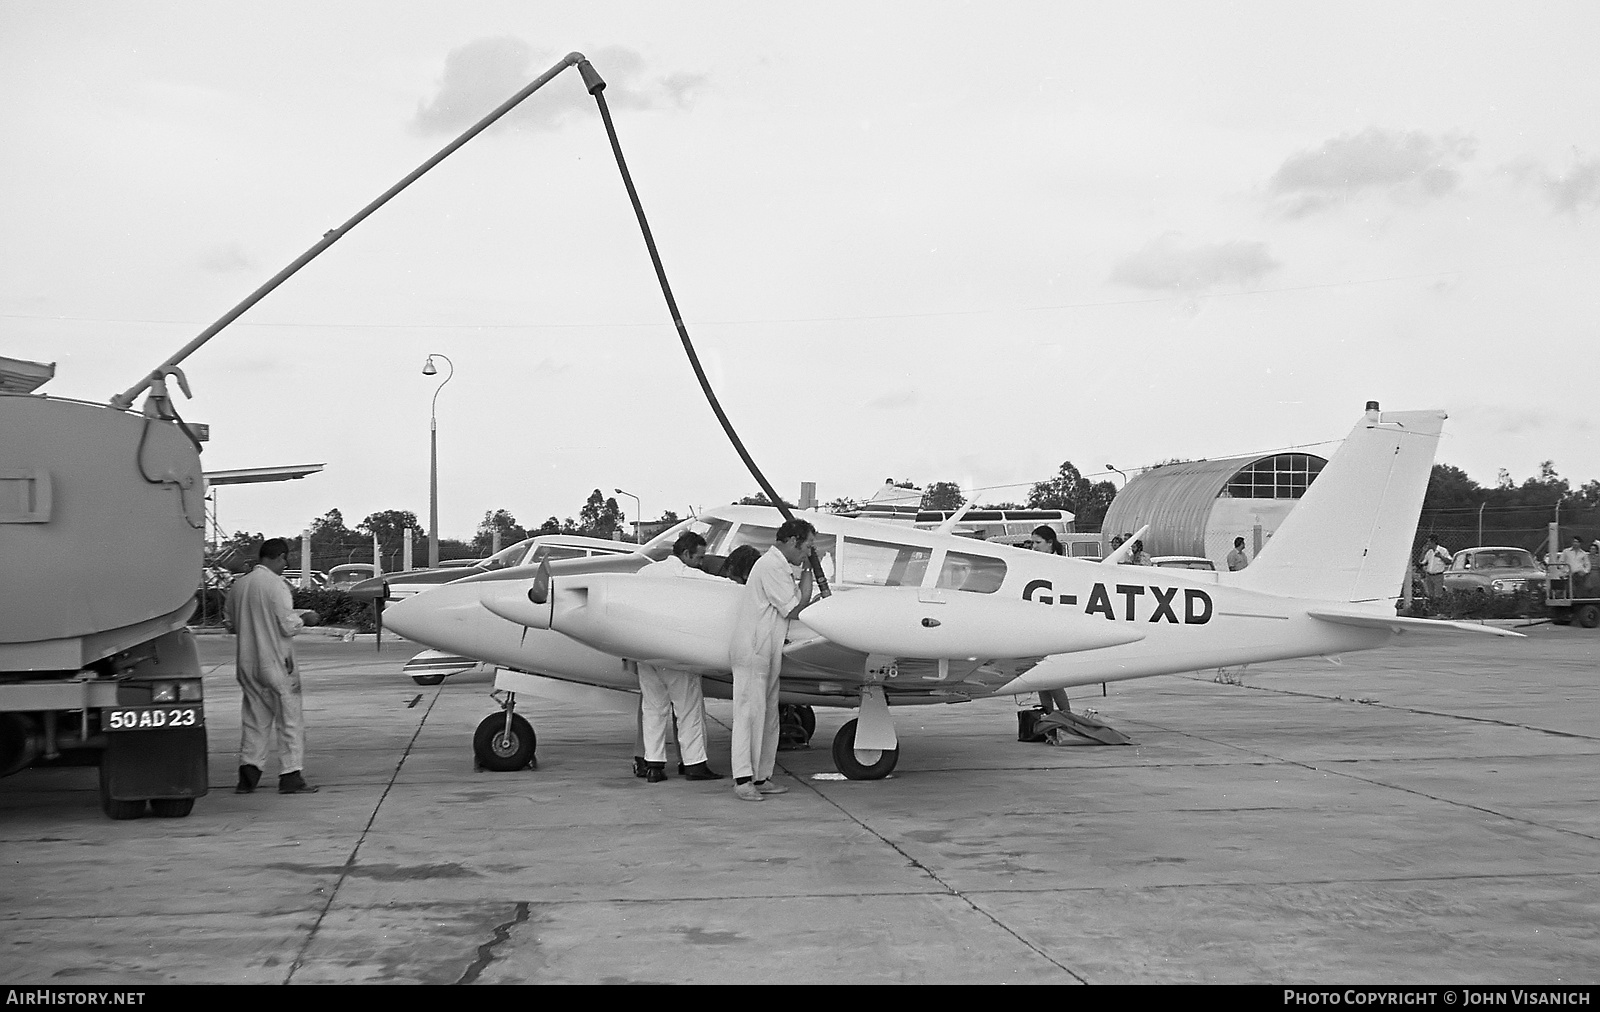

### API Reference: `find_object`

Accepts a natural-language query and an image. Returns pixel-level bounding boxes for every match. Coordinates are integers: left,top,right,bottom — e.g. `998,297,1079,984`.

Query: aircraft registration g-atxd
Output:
384,403,1521,780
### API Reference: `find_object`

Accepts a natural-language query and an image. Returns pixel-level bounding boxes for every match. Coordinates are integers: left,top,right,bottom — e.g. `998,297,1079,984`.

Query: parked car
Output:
327,563,380,592
438,558,484,568
1441,546,1544,596
347,535,637,605
281,569,329,589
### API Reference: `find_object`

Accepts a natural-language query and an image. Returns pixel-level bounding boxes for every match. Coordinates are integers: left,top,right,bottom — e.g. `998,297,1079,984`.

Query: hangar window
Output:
1222,454,1325,500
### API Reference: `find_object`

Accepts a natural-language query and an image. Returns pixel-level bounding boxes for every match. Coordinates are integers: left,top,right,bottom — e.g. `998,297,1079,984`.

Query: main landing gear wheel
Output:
411,673,446,686
778,704,817,749
830,718,899,781
149,798,195,818
1578,604,1600,629
474,713,536,771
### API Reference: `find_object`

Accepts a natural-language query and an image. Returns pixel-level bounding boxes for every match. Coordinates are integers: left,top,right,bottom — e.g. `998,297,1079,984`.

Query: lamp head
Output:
422,357,438,376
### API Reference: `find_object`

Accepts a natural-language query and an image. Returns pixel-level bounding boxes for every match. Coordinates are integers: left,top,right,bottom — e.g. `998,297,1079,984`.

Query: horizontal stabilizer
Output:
1307,608,1524,639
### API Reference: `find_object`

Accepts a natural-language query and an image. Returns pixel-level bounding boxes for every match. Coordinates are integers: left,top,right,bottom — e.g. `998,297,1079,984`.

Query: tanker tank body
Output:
0,359,211,819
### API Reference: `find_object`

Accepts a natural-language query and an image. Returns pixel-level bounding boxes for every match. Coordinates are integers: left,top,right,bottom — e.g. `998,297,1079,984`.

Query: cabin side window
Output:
841,538,930,587
936,551,1007,594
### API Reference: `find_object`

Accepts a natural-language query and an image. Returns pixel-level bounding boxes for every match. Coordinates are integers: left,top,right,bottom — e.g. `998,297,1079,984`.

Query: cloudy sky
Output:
4,2,1597,542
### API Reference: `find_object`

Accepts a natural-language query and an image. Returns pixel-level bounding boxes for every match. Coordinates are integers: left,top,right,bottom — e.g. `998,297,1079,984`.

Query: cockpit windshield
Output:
482,538,538,572
640,518,734,561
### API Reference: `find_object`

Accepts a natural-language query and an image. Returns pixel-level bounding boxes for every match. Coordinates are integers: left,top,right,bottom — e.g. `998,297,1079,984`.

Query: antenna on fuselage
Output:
932,502,978,537
1103,524,1151,565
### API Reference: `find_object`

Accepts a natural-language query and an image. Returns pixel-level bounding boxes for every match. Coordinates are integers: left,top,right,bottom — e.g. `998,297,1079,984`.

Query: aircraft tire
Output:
831,718,899,781
1578,604,1600,629
411,674,447,686
797,705,817,741
150,798,195,818
474,713,537,772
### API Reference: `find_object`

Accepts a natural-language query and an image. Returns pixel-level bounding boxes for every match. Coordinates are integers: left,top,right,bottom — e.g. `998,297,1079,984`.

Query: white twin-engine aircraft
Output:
384,404,1519,779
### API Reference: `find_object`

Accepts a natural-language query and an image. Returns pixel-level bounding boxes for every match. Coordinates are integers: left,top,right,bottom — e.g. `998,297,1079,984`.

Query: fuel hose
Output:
579,60,831,596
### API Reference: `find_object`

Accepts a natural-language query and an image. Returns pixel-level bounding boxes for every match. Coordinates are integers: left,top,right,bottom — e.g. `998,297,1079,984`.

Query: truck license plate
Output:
103,706,204,731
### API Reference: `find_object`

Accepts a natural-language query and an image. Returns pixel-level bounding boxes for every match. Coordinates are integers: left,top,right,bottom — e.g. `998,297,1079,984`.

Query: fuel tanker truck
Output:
0,358,210,819
0,51,699,818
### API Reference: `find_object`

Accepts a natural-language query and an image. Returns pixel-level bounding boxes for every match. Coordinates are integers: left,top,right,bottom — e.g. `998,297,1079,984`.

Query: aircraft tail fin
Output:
1231,404,1445,604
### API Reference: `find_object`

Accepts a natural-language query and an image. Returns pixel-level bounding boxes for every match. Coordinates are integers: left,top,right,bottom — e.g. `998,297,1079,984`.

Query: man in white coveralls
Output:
634,531,725,782
729,518,815,802
225,538,317,795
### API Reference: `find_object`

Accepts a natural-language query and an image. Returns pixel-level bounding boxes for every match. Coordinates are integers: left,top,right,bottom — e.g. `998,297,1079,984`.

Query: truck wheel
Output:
1551,608,1573,626
830,719,899,781
149,798,195,818
411,674,446,686
98,768,145,820
474,713,536,771
1578,604,1600,629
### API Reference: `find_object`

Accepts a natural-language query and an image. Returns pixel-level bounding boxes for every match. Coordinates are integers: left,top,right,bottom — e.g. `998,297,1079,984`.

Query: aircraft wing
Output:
778,635,1045,702
478,573,1142,699
1306,608,1525,638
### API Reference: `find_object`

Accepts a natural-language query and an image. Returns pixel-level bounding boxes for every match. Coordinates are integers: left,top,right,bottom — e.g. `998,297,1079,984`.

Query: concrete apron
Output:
1,628,1597,984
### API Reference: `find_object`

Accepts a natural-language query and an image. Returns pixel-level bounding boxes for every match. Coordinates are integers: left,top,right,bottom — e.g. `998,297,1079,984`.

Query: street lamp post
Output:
614,488,641,543
1105,464,1128,490
422,353,454,568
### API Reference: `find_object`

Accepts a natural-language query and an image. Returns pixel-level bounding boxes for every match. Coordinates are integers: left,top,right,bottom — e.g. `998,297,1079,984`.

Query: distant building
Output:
1101,452,1328,567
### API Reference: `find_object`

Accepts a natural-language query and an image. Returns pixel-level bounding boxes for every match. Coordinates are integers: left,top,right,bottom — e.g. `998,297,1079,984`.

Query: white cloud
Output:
412,40,706,135
868,388,919,410
197,242,253,273
1544,157,1600,213
1109,236,1280,293
1267,127,1476,216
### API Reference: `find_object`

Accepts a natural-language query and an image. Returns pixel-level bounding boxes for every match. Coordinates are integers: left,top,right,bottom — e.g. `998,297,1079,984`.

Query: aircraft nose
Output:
383,582,482,651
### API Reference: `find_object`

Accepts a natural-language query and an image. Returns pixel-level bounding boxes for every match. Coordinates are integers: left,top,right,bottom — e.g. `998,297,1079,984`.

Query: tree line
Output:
214,457,1599,575
211,489,648,573
1418,461,1599,551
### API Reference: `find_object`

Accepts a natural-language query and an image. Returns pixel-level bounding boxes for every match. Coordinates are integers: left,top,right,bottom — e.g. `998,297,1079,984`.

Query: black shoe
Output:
278,771,320,794
632,756,649,778
235,764,261,794
644,762,668,784
681,762,725,781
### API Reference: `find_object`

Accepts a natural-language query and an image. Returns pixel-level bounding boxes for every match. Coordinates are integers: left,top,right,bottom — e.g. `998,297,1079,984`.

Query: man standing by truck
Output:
226,538,316,794
1559,536,1593,597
